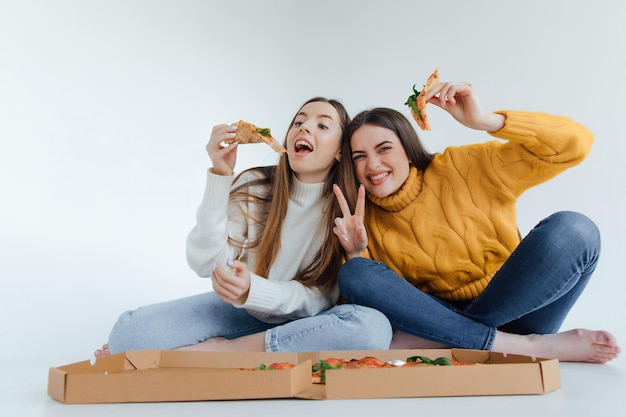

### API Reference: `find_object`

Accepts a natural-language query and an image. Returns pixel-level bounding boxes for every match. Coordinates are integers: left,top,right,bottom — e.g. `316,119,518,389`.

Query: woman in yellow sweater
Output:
333,79,620,363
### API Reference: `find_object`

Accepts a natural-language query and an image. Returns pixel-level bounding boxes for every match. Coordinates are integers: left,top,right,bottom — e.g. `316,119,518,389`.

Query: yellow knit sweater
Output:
363,110,594,302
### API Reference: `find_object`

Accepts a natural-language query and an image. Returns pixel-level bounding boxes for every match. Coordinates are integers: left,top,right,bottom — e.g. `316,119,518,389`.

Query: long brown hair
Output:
230,97,355,291
343,107,435,177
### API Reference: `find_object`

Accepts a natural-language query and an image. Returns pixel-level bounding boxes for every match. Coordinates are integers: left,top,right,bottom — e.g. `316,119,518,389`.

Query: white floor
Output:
3,2,626,416
3,357,625,416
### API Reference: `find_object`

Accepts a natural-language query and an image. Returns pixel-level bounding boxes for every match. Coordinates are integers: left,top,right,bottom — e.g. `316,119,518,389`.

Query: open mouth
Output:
294,139,314,154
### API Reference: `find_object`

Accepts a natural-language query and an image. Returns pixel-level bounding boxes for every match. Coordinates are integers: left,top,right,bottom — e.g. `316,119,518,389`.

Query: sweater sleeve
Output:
485,110,594,196
187,171,340,323
186,170,239,277
235,273,340,321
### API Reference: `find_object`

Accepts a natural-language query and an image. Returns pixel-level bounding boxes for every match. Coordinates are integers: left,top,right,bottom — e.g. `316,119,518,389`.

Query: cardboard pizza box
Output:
48,348,560,403
48,350,313,404
296,348,560,399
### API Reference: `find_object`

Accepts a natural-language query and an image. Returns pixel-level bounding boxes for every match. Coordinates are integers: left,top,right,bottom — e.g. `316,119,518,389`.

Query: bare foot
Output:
494,329,621,363
94,343,111,358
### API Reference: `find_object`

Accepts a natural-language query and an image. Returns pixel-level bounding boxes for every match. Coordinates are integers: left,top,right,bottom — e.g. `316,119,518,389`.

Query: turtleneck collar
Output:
290,174,325,205
367,166,423,212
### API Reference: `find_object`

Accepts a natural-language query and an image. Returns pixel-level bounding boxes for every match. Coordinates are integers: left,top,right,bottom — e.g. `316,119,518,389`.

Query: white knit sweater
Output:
186,169,339,324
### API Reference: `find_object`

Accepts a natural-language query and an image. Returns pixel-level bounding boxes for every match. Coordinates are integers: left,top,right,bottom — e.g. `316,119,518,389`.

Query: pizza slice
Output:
226,120,287,154
265,362,296,370
405,68,440,130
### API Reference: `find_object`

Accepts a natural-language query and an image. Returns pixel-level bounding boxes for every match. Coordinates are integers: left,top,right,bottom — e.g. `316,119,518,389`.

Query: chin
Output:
368,188,387,199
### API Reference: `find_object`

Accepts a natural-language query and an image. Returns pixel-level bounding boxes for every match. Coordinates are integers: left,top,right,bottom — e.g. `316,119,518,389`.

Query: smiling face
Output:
286,101,342,183
350,124,411,198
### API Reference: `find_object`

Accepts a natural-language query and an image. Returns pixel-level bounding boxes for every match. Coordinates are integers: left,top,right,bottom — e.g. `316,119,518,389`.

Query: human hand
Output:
332,184,368,259
427,81,504,132
206,124,238,176
211,260,251,304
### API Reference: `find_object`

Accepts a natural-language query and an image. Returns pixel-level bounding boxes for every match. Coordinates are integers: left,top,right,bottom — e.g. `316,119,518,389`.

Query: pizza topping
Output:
255,362,296,370
344,356,395,369
405,69,440,130
310,355,459,383
405,84,424,121
255,127,272,137
406,355,452,366
254,354,472,384
311,359,345,383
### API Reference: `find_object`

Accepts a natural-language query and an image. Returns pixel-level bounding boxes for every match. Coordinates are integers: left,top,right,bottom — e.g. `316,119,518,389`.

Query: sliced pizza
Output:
342,356,395,369
254,354,469,384
265,362,296,370
225,120,287,154
405,68,440,130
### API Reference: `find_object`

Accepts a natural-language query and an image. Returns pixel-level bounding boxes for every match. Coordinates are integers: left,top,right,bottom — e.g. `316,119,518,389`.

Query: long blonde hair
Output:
230,97,356,291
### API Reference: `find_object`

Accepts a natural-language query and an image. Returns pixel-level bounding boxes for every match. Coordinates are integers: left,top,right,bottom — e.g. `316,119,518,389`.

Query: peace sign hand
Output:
332,184,368,259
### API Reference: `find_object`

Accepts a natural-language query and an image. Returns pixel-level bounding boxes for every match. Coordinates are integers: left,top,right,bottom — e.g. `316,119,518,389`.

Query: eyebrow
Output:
297,111,335,121
351,140,394,156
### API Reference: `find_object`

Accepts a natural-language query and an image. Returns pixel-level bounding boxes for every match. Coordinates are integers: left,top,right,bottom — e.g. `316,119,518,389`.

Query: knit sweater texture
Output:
186,169,339,323
363,110,594,302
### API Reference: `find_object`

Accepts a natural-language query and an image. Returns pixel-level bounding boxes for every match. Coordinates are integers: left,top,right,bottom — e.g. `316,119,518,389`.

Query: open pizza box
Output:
48,348,560,404
48,350,314,404
296,348,561,400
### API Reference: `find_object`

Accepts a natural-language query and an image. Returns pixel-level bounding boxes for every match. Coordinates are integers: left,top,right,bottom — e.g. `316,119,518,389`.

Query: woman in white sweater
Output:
97,98,392,355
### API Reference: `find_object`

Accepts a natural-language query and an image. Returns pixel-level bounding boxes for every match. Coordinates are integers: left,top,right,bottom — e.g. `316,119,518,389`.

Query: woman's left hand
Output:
211,260,251,304
427,81,504,132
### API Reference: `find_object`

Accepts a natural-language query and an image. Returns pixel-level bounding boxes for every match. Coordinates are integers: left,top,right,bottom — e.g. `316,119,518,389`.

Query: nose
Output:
299,120,312,133
366,154,381,170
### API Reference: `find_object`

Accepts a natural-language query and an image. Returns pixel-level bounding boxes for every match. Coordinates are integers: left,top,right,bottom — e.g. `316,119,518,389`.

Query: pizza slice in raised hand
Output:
405,68,440,130
225,120,287,154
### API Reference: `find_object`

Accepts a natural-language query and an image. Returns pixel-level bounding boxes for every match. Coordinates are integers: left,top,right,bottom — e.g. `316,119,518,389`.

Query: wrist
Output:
483,112,505,132
210,167,233,176
345,251,364,260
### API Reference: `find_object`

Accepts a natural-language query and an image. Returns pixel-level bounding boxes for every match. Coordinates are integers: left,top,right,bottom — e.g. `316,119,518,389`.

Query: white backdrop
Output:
1,0,624,369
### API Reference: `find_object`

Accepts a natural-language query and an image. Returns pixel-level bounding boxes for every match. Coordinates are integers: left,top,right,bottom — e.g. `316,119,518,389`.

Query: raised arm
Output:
186,123,247,276
426,79,593,194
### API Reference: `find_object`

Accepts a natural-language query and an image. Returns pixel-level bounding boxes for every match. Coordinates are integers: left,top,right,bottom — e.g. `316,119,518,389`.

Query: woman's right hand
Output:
427,81,505,132
333,184,368,259
207,124,238,176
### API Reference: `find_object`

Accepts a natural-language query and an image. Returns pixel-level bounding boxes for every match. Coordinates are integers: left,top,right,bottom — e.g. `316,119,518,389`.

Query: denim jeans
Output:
107,291,392,353
337,211,601,350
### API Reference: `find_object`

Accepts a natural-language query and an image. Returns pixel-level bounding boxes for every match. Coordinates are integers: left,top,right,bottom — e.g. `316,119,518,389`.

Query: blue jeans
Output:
107,292,392,353
337,211,601,350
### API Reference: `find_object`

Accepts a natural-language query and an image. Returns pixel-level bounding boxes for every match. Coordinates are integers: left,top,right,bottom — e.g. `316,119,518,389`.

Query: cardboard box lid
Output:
48,350,312,404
